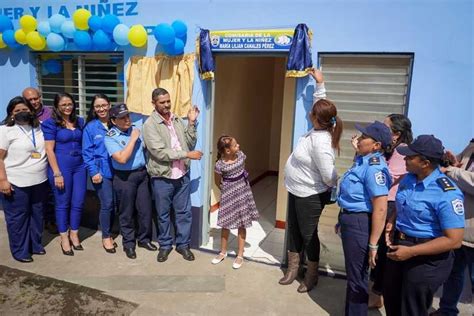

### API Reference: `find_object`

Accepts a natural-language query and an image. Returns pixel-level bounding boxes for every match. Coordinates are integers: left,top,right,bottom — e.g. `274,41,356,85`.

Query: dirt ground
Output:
0,265,138,315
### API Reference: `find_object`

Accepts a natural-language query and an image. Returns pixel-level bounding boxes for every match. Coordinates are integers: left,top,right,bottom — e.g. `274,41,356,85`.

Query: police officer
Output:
337,121,392,315
383,135,465,316
104,104,155,259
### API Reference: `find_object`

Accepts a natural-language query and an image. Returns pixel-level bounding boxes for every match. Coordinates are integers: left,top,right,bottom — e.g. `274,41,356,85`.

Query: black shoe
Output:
157,248,172,262
61,244,74,256
176,247,195,261
14,257,33,263
33,250,46,255
138,242,158,251
124,248,136,259
69,238,84,251
103,245,116,254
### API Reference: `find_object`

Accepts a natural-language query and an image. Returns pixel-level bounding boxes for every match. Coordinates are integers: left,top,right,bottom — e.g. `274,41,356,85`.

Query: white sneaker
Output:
232,256,244,269
211,252,227,264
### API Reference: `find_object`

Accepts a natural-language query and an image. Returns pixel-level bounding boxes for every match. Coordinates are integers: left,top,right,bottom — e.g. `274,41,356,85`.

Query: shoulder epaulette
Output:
436,177,456,192
106,129,117,137
369,156,380,165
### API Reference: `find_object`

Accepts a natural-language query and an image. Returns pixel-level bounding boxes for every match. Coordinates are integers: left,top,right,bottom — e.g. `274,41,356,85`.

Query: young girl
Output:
212,135,259,269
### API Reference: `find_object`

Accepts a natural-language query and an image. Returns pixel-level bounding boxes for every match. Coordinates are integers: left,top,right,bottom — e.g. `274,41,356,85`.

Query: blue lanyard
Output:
18,125,37,149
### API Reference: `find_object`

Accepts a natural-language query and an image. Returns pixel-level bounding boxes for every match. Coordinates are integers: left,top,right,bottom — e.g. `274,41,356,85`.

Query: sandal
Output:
232,256,244,269
211,252,227,264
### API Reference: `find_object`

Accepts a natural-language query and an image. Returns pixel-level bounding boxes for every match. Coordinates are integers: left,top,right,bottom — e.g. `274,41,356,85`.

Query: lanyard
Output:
18,125,37,150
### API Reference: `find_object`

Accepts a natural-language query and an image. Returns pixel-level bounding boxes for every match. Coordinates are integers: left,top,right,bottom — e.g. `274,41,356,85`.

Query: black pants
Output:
287,191,330,262
370,201,396,294
113,168,153,249
383,239,454,316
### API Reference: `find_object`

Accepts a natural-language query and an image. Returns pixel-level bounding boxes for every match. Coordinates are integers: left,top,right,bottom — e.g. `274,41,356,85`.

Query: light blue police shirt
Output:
104,126,146,171
396,168,465,238
337,152,391,213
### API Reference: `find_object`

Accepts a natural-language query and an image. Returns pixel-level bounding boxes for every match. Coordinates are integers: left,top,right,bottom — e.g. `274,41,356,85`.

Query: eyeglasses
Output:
94,104,109,110
59,104,74,108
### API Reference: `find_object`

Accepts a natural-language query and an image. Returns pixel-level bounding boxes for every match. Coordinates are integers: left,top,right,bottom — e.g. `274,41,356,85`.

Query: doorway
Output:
201,54,295,264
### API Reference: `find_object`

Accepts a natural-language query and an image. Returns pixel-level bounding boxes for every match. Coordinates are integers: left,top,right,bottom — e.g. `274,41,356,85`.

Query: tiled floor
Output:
202,176,346,274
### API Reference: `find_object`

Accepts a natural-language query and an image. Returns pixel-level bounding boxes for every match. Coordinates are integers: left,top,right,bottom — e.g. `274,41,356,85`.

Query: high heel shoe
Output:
61,244,74,256
103,245,116,254
69,238,84,251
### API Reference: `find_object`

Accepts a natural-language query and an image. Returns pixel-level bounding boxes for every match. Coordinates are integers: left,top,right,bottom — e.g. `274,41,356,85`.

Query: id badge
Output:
31,152,41,159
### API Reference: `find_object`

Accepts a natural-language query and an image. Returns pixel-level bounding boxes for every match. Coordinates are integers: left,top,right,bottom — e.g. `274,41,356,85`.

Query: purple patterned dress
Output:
215,151,259,229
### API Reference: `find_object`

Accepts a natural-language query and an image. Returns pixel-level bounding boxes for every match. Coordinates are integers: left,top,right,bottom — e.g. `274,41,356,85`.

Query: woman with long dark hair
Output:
42,92,86,256
0,96,48,262
280,69,343,293
82,94,116,253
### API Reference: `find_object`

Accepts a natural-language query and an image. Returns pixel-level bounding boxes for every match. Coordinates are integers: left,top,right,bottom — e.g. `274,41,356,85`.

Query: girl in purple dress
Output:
212,135,259,269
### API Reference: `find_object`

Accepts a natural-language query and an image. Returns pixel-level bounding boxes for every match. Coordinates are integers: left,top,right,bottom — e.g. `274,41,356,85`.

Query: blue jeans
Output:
152,173,192,250
439,246,474,315
3,181,48,260
93,177,115,238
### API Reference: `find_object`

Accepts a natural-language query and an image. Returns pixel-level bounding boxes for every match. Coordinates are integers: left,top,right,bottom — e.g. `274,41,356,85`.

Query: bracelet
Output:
54,172,62,178
368,243,379,250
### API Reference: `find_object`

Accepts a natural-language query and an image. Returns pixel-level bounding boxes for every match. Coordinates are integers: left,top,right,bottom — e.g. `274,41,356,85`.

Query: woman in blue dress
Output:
42,92,86,256
82,94,116,253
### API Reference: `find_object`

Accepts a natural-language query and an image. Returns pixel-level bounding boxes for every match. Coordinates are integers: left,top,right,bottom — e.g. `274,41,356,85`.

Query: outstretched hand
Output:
308,68,324,83
187,106,200,124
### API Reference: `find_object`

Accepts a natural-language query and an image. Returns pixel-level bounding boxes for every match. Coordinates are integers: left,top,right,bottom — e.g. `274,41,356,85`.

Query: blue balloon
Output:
153,23,175,45
0,15,13,32
41,63,50,76
46,33,65,52
49,14,66,33
73,30,92,50
2,29,20,48
88,15,102,31
92,30,112,51
164,38,184,56
44,60,62,74
38,21,51,37
101,14,120,34
171,20,187,38
112,24,129,46
61,21,76,39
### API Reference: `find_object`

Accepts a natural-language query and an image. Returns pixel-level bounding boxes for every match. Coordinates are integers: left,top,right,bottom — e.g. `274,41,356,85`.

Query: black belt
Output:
341,208,370,214
113,166,146,174
395,230,434,244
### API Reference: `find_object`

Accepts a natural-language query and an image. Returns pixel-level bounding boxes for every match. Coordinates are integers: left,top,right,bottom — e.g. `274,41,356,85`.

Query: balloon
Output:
72,8,91,30
92,30,112,50
19,15,37,33
26,31,46,50
14,29,27,45
73,30,92,50
153,23,175,45
128,24,147,47
88,15,102,31
0,34,6,49
44,59,62,74
0,15,13,32
37,21,51,37
60,21,76,39
102,14,120,34
112,24,130,46
49,14,66,33
2,30,20,48
41,63,50,76
171,20,187,39
46,33,65,52
164,38,184,56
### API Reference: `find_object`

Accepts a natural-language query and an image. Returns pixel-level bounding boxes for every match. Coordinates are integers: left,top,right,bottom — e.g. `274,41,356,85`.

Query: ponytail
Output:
331,116,343,155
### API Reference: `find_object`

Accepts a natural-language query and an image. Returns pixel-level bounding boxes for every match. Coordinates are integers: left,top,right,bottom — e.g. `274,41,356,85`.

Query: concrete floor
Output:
0,211,472,315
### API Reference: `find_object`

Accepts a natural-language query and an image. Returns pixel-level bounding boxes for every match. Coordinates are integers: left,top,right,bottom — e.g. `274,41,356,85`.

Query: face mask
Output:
14,112,33,124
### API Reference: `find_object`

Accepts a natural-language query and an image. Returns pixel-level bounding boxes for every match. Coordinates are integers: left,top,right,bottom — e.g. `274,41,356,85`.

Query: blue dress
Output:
42,117,87,233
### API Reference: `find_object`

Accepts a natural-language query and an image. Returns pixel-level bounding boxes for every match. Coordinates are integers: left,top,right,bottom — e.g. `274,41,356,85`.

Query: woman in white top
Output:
0,96,48,262
279,69,343,292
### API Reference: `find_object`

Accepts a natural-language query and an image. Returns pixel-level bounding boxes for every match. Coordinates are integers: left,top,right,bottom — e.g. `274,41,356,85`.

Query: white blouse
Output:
0,124,48,187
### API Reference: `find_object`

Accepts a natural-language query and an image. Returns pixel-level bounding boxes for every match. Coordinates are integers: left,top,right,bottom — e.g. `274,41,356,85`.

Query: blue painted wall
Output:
0,1,472,211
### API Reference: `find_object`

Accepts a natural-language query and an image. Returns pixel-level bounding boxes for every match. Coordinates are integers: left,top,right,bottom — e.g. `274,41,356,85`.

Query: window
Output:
34,52,125,117
318,53,414,173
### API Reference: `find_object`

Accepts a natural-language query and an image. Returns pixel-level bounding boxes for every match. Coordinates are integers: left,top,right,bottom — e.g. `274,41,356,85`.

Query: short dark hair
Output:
152,88,169,101
2,96,40,127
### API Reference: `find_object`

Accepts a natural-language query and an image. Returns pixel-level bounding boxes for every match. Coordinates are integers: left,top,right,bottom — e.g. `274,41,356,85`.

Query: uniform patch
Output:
375,171,386,185
106,130,117,137
451,199,464,215
369,156,380,165
121,140,126,146
436,177,456,191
